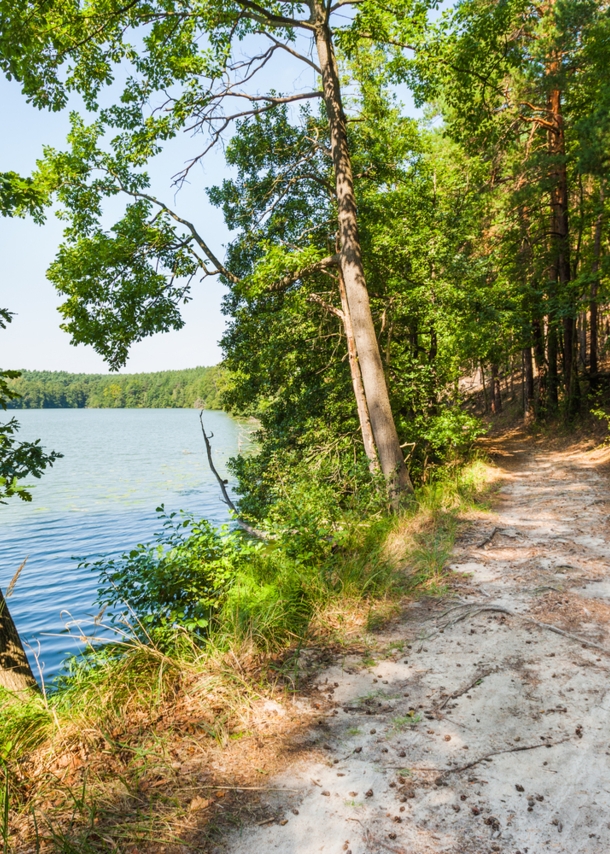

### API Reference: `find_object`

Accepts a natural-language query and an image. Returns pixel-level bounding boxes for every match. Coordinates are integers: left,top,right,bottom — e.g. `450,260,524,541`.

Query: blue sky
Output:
0,75,231,373
0,27,420,375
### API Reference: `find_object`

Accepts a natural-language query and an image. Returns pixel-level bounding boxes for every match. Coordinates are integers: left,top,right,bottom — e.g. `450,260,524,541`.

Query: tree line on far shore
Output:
6,366,226,410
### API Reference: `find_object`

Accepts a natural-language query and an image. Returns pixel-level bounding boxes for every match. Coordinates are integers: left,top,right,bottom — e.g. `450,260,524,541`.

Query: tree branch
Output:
308,292,344,319
233,0,316,31
269,253,340,291
261,32,322,74
113,180,240,284
199,413,268,539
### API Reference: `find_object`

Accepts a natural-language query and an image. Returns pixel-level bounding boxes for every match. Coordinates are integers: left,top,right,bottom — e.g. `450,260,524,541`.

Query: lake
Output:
0,409,253,682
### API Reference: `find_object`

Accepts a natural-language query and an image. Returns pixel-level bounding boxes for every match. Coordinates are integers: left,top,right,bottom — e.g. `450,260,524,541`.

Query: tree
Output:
408,0,610,418
0,310,61,694
0,0,434,502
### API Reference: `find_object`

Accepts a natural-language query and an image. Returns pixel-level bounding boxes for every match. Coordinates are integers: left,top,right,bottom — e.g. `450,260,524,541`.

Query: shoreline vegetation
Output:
0,458,494,851
6,366,227,411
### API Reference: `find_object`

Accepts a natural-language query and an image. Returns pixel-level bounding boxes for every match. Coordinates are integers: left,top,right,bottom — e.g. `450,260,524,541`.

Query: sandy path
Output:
219,436,610,854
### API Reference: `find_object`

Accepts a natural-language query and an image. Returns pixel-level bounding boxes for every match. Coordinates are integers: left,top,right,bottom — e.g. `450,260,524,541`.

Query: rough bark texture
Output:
0,588,38,694
590,193,604,379
532,317,546,409
523,346,535,419
547,321,559,410
490,364,502,414
547,50,577,412
337,272,379,472
312,3,412,502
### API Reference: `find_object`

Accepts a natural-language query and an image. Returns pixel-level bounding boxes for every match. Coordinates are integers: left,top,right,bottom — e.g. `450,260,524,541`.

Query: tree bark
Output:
312,4,413,503
533,316,546,411
337,272,379,472
547,320,559,411
547,36,577,413
490,364,502,414
590,188,604,379
480,362,489,413
523,346,535,420
0,588,38,694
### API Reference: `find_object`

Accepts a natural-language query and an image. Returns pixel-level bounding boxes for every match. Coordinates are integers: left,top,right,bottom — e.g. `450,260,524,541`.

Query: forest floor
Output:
210,429,610,854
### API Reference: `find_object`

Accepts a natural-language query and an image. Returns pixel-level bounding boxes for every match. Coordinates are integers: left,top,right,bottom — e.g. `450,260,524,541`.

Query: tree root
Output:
439,603,610,655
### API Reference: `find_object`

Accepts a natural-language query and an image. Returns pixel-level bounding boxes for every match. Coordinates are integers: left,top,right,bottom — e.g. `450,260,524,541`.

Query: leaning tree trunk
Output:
338,272,380,472
313,7,413,503
0,587,38,694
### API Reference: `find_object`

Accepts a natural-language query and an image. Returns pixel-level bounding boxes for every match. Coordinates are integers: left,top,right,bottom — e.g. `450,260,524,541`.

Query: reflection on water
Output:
0,409,253,680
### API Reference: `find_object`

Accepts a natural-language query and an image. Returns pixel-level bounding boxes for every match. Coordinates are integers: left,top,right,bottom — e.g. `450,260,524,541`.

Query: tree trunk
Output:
523,346,535,420
313,6,413,503
590,188,604,380
490,364,502,414
480,362,489,413
0,588,38,694
533,316,546,411
337,271,379,472
547,321,559,411
547,41,577,413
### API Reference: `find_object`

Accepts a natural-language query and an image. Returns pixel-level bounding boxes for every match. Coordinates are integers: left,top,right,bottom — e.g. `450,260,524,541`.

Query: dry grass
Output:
1,458,496,853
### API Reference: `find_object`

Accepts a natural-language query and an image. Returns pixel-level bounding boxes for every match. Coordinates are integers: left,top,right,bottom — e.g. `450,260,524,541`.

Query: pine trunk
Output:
490,364,502,414
590,191,604,379
313,7,413,503
523,346,535,419
547,321,559,411
547,40,577,413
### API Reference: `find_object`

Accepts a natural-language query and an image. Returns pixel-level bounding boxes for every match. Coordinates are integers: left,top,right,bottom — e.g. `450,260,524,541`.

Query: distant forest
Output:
7,366,227,410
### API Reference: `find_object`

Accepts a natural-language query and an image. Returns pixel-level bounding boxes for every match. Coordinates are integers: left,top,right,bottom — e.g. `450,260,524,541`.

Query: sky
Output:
0,75,233,374
0,26,419,376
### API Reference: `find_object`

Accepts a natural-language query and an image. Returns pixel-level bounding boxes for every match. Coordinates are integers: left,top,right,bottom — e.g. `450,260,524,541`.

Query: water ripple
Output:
0,409,252,680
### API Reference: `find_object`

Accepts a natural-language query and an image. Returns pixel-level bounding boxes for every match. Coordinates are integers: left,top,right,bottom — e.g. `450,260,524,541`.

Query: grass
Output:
0,456,494,852
390,713,422,732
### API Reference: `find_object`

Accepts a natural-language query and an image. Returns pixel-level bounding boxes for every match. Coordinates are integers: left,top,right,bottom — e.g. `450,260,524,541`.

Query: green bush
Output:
87,508,258,643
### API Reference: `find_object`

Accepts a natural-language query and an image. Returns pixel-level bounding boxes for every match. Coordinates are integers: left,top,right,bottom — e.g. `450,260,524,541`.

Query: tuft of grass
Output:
390,713,422,732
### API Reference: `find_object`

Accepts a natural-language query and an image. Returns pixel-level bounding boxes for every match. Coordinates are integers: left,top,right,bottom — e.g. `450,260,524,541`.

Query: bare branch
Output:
233,0,316,31
261,32,322,74
112,178,240,284
308,292,344,319
199,413,268,540
176,91,324,182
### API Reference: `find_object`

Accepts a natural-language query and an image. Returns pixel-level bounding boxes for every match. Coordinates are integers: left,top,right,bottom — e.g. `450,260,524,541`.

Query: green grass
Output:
0,455,493,852
390,713,422,732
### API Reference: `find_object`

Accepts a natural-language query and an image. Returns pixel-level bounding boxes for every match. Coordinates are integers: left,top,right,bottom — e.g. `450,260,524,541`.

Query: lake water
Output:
0,409,253,682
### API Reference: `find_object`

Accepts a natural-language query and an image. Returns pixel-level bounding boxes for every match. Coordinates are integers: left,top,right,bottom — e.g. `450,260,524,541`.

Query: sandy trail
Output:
219,435,610,854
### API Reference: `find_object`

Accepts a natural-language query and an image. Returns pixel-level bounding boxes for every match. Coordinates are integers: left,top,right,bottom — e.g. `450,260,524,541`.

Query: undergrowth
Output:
0,457,492,852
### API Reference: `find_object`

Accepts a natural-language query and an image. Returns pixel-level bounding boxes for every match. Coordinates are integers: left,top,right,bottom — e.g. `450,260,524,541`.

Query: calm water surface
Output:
0,409,253,681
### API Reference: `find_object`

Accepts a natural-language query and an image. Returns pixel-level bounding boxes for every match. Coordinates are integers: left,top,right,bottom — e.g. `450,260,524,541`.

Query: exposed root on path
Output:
440,602,610,655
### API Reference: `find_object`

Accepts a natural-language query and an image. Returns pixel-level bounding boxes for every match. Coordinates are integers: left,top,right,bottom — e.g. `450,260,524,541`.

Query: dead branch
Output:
199,412,267,540
437,669,494,711
308,293,344,319
476,527,498,548
439,736,571,778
